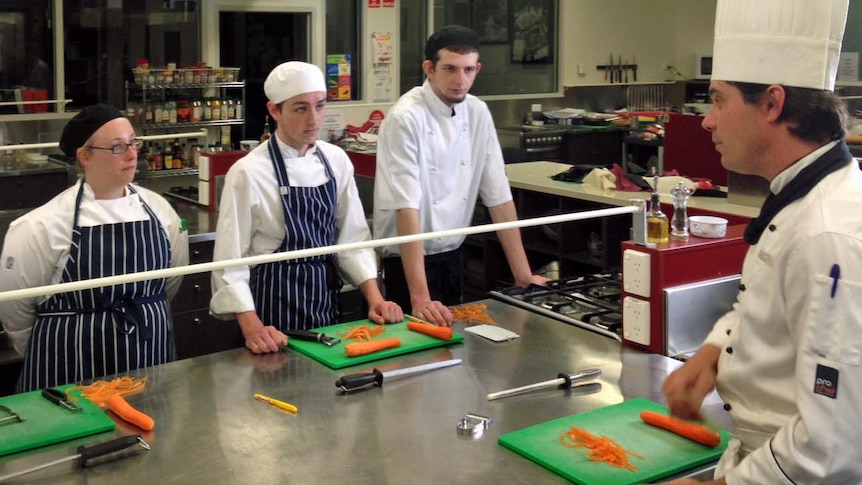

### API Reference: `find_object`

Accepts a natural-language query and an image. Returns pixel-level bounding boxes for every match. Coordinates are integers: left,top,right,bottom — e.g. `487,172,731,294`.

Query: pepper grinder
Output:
670,181,692,239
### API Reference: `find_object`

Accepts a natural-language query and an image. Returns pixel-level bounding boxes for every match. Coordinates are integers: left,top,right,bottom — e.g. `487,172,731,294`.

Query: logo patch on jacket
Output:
814,364,838,399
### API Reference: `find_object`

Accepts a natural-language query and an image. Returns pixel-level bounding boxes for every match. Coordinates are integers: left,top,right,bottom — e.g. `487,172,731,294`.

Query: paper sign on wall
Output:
838,52,859,82
372,32,394,64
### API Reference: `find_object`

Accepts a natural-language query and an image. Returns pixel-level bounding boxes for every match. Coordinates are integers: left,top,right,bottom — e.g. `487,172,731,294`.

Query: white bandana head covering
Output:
264,61,327,104
712,0,848,90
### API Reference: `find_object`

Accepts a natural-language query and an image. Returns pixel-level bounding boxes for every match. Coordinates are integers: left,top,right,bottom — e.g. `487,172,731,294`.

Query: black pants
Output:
382,248,462,312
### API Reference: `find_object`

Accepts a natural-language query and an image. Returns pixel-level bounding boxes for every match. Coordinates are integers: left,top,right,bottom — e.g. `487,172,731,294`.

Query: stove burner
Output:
588,285,620,299
490,273,624,340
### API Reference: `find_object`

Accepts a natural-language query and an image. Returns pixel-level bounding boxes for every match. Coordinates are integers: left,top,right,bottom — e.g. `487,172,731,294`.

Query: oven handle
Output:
525,146,562,154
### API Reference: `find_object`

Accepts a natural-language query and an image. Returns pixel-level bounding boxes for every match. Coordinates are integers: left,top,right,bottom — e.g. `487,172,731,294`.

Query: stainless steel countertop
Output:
0,300,731,484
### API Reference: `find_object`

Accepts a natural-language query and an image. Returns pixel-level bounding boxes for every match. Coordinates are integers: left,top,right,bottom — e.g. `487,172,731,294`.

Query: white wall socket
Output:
623,296,651,346
622,249,651,297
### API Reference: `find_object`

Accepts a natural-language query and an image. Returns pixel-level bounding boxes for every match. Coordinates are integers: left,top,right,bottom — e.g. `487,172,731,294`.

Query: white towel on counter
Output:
582,168,616,190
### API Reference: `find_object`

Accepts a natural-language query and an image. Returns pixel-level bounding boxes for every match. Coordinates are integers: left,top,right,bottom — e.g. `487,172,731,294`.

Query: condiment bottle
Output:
646,171,669,243
260,117,271,143
670,182,692,239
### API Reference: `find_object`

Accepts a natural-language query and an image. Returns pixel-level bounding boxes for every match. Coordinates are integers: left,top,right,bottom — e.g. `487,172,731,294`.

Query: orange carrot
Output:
107,394,155,431
640,411,721,447
561,426,643,472
344,337,402,357
407,321,453,340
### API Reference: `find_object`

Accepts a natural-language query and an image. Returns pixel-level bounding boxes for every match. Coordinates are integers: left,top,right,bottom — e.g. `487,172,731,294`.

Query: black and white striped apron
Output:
250,140,340,331
17,183,173,392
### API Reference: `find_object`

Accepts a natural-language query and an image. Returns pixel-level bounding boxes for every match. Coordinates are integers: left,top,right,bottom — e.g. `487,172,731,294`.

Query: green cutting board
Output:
0,384,115,457
498,398,731,485
286,319,463,369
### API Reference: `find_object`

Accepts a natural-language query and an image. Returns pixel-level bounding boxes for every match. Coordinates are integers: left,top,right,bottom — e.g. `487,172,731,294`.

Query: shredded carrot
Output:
560,426,643,472
451,303,495,325
66,376,148,408
340,324,386,342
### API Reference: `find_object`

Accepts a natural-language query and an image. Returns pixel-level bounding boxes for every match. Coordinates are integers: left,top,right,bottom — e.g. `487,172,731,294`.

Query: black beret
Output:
59,103,124,157
424,25,481,60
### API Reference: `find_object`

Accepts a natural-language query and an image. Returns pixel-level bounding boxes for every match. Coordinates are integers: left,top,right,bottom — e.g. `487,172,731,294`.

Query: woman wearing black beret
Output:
0,104,189,392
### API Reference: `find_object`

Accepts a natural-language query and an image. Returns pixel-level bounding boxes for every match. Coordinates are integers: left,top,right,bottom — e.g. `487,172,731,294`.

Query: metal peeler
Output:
0,404,24,425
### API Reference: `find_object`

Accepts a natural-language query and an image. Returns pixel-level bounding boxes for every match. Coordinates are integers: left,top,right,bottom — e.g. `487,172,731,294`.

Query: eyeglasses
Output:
88,139,144,155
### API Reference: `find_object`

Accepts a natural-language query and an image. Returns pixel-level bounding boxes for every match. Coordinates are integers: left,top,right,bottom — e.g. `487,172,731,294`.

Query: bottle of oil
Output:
260,117,272,143
646,191,669,243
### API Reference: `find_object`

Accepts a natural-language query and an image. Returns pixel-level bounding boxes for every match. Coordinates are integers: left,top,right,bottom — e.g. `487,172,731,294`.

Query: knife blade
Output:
618,55,623,83
335,358,462,391
609,53,614,83
486,368,602,400
283,329,340,346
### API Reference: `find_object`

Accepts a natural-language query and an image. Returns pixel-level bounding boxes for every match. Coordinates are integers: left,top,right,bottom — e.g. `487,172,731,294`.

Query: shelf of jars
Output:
134,82,245,91
147,167,199,178
142,119,244,129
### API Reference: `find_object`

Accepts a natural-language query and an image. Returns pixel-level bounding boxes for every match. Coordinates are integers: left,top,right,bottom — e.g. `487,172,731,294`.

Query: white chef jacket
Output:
0,180,189,356
373,80,513,257
703,141,862,484
209,137,377,319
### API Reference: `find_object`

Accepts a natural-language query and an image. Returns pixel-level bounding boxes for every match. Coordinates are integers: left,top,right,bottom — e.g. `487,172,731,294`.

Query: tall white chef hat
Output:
264,61,327,104
712,0,849,90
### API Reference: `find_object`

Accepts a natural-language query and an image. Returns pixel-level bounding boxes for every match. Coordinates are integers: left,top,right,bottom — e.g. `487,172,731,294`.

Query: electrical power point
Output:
623,249,651,297
623,297,651,346
661,64,671,71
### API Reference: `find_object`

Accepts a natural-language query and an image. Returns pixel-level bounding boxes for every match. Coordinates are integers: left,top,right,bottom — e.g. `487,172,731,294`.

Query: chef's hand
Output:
662,344,721,420
515,273,550,288
236,311,288,354
368,300,403,324
412,300,454,327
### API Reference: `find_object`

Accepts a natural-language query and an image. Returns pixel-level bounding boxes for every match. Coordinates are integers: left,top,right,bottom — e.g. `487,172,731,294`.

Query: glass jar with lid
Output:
210,98,222,121
202,98,212,121
176,99,190,123
191,100,202,123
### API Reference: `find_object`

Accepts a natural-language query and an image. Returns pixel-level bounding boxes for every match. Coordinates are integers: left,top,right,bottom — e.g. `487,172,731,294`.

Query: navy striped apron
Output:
250,140,341,331
17,183,173,392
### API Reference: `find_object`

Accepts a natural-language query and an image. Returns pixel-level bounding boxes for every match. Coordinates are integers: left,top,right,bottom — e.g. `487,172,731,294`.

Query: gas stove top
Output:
489,273,623,341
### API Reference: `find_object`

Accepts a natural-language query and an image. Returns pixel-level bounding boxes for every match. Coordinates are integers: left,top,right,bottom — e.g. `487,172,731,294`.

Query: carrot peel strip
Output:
560,426,642,472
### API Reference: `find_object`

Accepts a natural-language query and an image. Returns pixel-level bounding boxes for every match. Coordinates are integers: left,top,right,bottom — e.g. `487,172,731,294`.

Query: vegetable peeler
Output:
41,387,83,412
0,404,24,425
283,329,341,346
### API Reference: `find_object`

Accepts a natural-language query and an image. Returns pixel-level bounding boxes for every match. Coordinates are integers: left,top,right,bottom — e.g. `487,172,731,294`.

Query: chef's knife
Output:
283,329,340,346
609,53,614,83
618,55,623,83
335,358,462,391
486,368,602,400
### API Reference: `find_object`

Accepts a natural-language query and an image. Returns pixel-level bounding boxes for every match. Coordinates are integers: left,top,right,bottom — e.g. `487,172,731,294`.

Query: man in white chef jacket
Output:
660,1,862,484
210,62,402,354
373,25,546,327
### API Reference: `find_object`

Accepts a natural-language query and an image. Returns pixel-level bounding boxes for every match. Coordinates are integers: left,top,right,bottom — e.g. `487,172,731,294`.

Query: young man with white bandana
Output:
660,1,862,483
210,62,402,354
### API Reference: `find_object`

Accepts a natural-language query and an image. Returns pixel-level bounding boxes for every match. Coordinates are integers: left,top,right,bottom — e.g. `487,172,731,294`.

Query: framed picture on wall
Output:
472,0,509,44
510,0,553,63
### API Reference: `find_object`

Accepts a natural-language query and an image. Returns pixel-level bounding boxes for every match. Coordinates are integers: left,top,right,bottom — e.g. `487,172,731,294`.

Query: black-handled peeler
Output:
41,387,83,412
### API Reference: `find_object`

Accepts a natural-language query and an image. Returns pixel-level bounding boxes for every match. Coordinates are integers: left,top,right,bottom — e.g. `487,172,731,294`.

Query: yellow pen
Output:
254,393,298,414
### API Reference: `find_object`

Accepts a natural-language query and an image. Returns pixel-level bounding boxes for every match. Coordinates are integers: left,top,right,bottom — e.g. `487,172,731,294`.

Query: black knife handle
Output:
77,435,145,467
335,369,383,391
285,329,323,342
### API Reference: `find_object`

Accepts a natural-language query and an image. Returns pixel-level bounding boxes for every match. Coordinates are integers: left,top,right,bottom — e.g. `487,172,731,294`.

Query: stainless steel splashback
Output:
664,275,741,359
